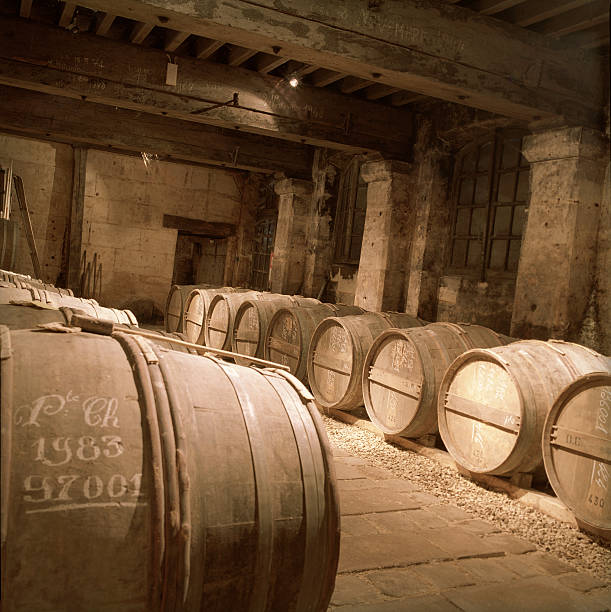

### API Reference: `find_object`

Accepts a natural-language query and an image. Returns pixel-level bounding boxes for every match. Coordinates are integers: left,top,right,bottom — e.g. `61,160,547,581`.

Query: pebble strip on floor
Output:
323,415,611,583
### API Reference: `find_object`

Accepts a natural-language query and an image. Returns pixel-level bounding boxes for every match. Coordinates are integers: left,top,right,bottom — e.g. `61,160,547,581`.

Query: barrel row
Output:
0,324,339,611
0,268,74,296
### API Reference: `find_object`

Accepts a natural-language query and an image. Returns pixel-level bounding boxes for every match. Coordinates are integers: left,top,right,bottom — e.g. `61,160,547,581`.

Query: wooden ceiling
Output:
4,0,609,110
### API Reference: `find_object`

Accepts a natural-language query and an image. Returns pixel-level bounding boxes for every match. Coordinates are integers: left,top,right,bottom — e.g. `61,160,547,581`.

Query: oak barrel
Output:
0,269,74,296
233,296,321,365
164,284,217,333
363,322,511,437
542,372,611,536
308,312,425,412
0,326,339,611
0,286,138,327
265,303,365,382
438,340,610,476
183,287,247,344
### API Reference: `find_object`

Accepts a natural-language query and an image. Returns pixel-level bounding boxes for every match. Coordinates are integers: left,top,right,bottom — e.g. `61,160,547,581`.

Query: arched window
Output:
449,129,530,280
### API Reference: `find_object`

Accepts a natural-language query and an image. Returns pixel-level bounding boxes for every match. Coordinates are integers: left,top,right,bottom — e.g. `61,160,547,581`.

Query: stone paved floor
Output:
328,445,611,612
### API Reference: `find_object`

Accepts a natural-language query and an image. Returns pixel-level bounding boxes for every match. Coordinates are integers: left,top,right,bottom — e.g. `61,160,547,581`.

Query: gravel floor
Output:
323,415,611,583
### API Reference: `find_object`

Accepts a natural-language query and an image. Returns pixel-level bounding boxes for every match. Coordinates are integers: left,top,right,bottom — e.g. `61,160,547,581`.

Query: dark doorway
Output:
172,232,227,286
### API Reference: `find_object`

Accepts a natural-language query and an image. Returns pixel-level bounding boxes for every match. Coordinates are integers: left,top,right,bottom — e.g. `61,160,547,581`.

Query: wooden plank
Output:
389,91,424,106
194,37,225,59
68,0,603,124
164,30,190,51
444,392,521,433
58,2,76,27
310,69,346,88
19,0,33,18
12,175,42,279
130,21,153,43
67,148,87,290
368,366,421,399
256,54,289,74
0,18,414,157
468,0,526,16
0,86,314,177
550,425,610,463
95,12,115,35
340,76,371,94
162,214,235,237
364,84,400,101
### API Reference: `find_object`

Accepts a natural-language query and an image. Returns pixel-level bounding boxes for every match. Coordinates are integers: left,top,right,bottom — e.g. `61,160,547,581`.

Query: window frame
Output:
447,128,530,281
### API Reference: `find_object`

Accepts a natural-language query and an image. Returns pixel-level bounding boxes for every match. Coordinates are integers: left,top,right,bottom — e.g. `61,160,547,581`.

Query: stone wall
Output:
83,150,244,311
0,134,73,283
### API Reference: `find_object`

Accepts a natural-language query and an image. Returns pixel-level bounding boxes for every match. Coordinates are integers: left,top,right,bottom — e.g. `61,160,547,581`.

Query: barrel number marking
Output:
32,435,124,466
586,388,609,511
595,389,609,435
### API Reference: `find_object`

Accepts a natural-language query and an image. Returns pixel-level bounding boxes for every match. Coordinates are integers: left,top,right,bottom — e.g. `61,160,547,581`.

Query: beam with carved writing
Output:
0,17,413,157
69,0,603,125
0,86,314,177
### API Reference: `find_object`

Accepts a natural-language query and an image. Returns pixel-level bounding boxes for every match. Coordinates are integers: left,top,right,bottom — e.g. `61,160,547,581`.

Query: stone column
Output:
511,126,609,341
270,178,313,295
354,160,413,312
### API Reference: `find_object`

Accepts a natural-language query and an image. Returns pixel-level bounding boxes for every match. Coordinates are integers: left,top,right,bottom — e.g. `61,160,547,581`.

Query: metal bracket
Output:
191,92,239,115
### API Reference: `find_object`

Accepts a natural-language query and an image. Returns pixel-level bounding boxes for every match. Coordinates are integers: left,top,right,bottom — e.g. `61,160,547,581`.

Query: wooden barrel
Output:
0,325,339,612
363,322,511,437
542,372,611,537
232,296,321,365
265,303,365,382
438,340,610,476
0,268,74,296
0,286,138,328
183,287,247,344
164,284,217,333
308,312,426,412
205,290,267,351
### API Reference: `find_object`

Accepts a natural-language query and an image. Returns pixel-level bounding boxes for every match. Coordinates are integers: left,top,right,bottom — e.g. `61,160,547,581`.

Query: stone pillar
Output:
270,178,313,295
354,160,413,312
511,126,609,341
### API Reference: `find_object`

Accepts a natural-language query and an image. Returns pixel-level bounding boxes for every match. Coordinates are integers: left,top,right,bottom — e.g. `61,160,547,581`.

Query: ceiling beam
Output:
340,76,371,94
389,92,425,106
130,21,153,43
58,2,76,28
64,0,603,125
0,17,413,158
467,0,526,16
363,84,401,101
95,12,115,35
497,0,593,27
0,86,314,177
256,53,289,74
19,0,33,19
310,69,346,88
227,44,258,66
194,37,224,59
531,0,609,37
164,30,190,52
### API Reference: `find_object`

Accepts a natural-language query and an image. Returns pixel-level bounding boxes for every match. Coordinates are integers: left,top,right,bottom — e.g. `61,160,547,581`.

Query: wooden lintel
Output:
165,30,190,52
0,18,414,157
71,0,604,125
95,12,115,35
130,21,153,43
19,0,33,18
0,86,314,177
58,2,76,27
163,214,235,237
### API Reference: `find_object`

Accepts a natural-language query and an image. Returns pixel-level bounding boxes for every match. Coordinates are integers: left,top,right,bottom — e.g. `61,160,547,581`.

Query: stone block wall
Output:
0,134,73,283
83,150,243,311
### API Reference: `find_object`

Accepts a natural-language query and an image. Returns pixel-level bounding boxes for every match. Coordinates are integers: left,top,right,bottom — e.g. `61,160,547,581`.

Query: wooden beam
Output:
531,0,609,37
562,23,611,49
389,91,425,106
68,147,87,290
363,84,400,101
163,214,235,238
58,2,76,27
340,76,371,94
0,18,414,157
310,69,346,88
256,53,289,74
19,0,33,18
71,0,603,125
194,37,225,59
0,86,314,177
95,12,115,35
227,44,257,66
467,0,526,16
164,30,190,51
500,0,595,27
130,21,153,43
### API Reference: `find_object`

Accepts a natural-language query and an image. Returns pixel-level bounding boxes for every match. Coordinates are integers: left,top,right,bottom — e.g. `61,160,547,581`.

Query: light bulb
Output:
289,77,299,88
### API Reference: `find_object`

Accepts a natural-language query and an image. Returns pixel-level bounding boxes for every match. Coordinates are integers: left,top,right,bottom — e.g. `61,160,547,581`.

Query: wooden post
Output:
68,147,88,291
12,174,42,279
